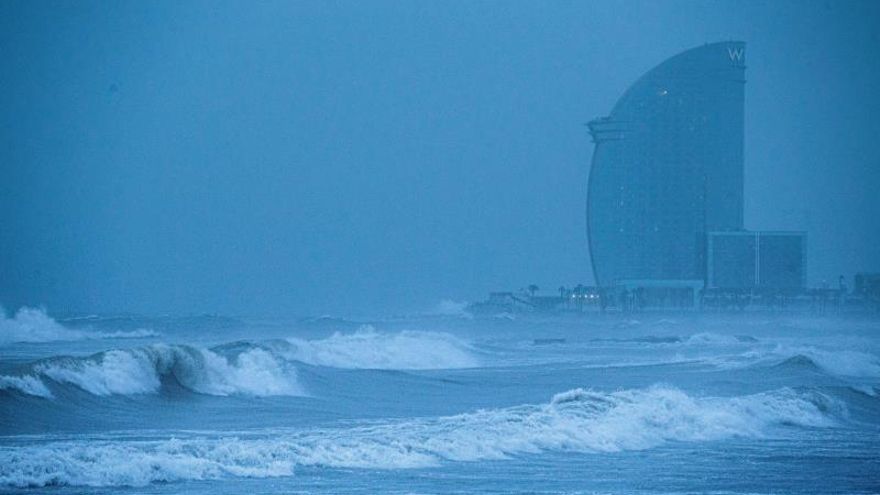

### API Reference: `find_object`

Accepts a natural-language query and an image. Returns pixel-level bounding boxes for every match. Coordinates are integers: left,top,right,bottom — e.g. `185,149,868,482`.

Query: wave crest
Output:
2,328,478,398
0,385,840,487
684,332,758,345
10,344,303,397
782,347,880,378
0,306,158,345
0,374,53,398
285,327,478,369
734,346,880,379
429,299,472,318
0,306,86,345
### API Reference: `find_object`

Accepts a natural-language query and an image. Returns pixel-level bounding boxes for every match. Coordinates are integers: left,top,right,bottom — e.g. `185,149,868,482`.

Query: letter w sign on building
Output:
728,46,745,65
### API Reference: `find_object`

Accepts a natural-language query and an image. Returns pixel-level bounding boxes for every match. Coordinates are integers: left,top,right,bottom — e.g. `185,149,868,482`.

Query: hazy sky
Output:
2,0,879,316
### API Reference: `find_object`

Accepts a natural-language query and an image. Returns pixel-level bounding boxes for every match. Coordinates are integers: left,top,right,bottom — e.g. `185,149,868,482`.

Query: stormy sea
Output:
1,307,879,494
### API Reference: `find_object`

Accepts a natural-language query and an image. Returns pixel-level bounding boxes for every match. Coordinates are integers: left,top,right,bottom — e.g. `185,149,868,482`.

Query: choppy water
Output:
1,308,879,493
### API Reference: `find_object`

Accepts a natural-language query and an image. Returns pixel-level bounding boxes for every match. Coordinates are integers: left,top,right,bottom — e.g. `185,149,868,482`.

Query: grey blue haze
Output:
2,1,879,316
1,2,879,494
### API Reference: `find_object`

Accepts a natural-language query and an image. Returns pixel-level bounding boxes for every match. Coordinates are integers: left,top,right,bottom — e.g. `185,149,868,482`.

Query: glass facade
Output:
587,42,746,286
706,231,806,290
758,232,806,289
706,232,757,289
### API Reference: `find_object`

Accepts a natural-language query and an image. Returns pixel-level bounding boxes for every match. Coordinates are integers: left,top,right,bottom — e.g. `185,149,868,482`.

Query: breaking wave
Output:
0,306,87,344
766,346,880,378
284,327,479,369
2,344,302,398
429,299,472,318
0,374,53,398
0,306,157,345
583,332,880,380
0,385,841,488
0,328,478,398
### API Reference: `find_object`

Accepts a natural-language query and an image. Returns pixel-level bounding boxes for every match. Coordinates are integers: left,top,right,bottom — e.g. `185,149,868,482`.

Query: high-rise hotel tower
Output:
587,42,747,286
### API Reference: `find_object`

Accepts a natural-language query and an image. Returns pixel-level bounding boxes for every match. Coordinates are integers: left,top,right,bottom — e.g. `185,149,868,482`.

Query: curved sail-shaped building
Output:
587,42,746,286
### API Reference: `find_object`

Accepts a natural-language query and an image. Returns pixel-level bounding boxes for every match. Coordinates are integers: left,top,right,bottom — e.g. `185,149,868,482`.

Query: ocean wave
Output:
299,315,363,329
4,344,302,398
2,328,477,398
849,384,879,397
590,335,682,344
705,342,880,381
0,374,53,398
683,332,758,345
768,347,880,378
428,299,472,318
590,333,758,346
0,385,841,488
0,306,87,345
0,306,158,345
284,326,479,369
92,328,159,339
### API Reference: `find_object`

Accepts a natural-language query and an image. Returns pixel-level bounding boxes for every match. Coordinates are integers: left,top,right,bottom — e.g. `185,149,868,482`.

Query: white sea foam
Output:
5,328,477,398
0,306,87,344
0,385,840,487
31,344,302,397
683,332,754,346
285,327,478,369
0,438,297,488
0,306,158,345
94,328,159,339
0,374,53,398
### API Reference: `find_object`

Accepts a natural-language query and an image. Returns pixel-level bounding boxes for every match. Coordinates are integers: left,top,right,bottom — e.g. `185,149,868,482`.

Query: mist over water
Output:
2,1,880,493
2,1,880,315
0,308,878,493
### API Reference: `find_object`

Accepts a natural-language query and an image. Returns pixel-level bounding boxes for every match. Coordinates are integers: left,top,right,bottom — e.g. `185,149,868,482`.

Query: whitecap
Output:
0,306,87,345
0,385,841,488
285,326,478,370
30,344,303,397
0,306,159,345
0,374,53,398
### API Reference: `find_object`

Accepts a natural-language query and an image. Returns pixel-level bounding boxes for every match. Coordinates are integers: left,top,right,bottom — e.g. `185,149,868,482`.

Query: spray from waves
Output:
0,306,86,344
0,384,842,488
0,306,158,345
284,326,479,369
428,299,472,318
3,344,303,398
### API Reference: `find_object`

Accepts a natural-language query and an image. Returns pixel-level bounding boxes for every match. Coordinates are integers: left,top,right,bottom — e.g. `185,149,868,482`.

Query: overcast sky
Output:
2,0,879,316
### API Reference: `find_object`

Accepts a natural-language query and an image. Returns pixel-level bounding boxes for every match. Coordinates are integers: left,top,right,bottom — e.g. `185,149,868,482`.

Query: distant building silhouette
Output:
587,42,746,286
586,42,807,301
705,231,806,290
